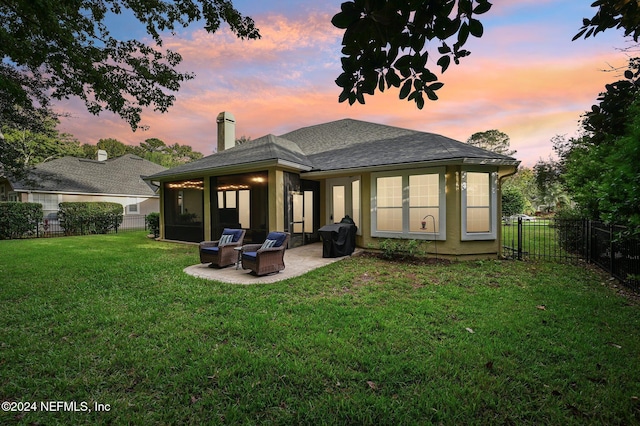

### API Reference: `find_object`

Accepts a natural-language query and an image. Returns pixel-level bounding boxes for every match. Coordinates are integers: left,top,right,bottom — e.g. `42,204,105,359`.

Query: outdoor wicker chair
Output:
241,232,290,276
199,228,246,268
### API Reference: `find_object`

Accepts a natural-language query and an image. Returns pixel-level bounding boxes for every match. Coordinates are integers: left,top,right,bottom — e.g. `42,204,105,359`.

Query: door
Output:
327,177,361,231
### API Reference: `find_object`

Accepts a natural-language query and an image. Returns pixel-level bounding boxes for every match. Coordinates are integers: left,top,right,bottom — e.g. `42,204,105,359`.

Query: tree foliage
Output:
557,58,640,232
501,187,526,218
0,121,81,180
332,0,492,109
0,0,260,131
466,129,516,156
503,167,537,214
574,0,640,42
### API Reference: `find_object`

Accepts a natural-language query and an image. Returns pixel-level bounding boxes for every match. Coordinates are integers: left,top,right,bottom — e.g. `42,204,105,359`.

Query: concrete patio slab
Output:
184,242,361,284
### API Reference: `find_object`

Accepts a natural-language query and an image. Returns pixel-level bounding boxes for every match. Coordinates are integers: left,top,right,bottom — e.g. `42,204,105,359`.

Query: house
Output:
147,112,520,259
0,153,167,220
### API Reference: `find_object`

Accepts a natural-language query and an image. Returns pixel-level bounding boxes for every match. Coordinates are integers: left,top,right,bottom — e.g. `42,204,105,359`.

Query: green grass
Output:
1,232,639,425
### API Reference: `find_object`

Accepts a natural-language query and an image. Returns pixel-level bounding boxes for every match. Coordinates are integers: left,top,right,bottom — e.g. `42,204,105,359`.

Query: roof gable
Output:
148,134,313,179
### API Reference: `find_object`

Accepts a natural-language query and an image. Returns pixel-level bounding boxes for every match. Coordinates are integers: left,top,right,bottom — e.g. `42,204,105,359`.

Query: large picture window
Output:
372,168,445,240
461,170,497,240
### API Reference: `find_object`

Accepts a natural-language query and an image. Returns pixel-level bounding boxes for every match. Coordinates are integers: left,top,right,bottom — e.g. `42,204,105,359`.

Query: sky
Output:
56,0,631,167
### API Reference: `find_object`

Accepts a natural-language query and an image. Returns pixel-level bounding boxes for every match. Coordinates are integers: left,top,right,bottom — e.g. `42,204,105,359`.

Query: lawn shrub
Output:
145,212,160,237
554,207,587,254
58,202,123,235
378,238,429,260
0,202,43,239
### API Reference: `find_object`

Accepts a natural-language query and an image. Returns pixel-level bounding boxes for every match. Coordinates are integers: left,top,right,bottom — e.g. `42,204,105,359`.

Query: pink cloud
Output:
57,8,630,168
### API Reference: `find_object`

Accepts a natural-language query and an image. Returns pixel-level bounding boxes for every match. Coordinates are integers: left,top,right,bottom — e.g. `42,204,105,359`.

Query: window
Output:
461,170,498,240
327,177,361,234
372,168,446,240
29,193,60,220
30,193,59,211
127,203,139,214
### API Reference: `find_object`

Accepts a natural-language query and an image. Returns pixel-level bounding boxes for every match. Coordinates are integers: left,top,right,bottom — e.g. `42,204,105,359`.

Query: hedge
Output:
145,212,160,238
58,202,123,235
0,202,43,239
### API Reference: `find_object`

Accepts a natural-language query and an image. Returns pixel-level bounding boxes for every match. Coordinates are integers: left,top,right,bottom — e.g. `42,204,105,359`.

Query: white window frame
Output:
371,167,446,241
461,169,498,241
126,203,140,214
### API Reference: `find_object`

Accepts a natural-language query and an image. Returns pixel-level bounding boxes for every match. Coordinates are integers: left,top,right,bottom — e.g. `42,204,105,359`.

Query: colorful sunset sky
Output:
56,1,630,167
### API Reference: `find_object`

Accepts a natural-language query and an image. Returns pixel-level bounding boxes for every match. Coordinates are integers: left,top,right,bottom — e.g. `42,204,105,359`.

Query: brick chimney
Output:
216,111,236,153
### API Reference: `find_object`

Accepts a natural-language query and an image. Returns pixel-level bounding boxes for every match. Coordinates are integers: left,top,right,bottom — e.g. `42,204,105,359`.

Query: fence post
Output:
517,217,523,260
609,224,615,279
586,220,591,263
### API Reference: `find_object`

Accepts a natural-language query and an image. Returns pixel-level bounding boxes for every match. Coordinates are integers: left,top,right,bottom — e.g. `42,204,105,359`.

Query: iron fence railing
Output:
36,215,148,237
502,217,639,291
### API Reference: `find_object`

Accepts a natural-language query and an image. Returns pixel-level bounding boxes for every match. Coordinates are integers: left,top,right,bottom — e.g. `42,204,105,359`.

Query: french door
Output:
327,177,360,231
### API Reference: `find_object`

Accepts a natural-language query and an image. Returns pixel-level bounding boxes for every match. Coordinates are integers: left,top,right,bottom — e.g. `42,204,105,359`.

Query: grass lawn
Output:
1,232,639,425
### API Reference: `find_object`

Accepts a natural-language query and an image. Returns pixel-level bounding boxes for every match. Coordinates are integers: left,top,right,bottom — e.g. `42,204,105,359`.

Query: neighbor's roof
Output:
148,118,518,180
11,154,168,196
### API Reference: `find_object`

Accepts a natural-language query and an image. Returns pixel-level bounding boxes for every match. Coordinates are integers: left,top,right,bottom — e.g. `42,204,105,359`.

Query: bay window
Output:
461,170,498,240
372,168,446,240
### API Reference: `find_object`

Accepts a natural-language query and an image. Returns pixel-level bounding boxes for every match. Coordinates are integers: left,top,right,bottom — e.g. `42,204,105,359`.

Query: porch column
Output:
203,177,211,240
269,169,285,232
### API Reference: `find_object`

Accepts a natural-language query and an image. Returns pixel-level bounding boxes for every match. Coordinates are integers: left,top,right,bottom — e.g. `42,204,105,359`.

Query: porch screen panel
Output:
293,192,303,233
466,172,490,233
304,191,314,233
239,190,250,229
376,176,402,232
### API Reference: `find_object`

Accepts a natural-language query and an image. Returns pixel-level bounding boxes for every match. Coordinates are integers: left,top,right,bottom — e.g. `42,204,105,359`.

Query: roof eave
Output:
301,157,519,178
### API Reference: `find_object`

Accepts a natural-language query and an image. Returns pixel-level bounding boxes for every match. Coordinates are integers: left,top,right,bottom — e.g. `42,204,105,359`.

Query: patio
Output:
184,242,361,284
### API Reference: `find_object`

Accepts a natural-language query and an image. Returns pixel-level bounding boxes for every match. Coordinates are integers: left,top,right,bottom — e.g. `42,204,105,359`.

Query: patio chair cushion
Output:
242,251,258,260
219,234,234,245
264,232,287,248
222,228,244,243
260,239,278,250
201,247,219,254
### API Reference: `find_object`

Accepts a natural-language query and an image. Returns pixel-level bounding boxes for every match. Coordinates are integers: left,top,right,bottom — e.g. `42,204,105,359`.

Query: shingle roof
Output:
12,154,167,196
283,119,517,171
148,134,314,179
147,118,518,180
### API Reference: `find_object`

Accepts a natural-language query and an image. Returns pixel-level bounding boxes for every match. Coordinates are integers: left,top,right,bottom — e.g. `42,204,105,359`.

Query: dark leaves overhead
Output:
332,0,492,109
574,0,640,42
0,0,260,131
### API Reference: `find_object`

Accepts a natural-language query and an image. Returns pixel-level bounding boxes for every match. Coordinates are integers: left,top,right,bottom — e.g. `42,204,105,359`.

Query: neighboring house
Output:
0,153,167,220
147,112,520,259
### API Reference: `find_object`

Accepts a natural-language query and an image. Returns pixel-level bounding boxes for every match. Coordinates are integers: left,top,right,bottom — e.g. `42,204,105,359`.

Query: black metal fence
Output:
502,217,640,291
35,215,149,237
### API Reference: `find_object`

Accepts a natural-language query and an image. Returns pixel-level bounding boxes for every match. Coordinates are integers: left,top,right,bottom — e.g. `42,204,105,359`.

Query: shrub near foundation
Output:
0,202,43,239
58,202,123,235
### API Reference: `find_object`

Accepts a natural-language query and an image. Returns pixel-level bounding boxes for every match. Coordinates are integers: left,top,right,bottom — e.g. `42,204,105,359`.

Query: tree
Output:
574,0,640,42
465,130,516,156
501,187,526,218
166,143,203,164
503,167,537,214
140,138,168,154
80,143,99,160
0,121,82,180
559,88,640,231
1,0,260,131
332,0,492,109
235,136,252,145
97,138,130,158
